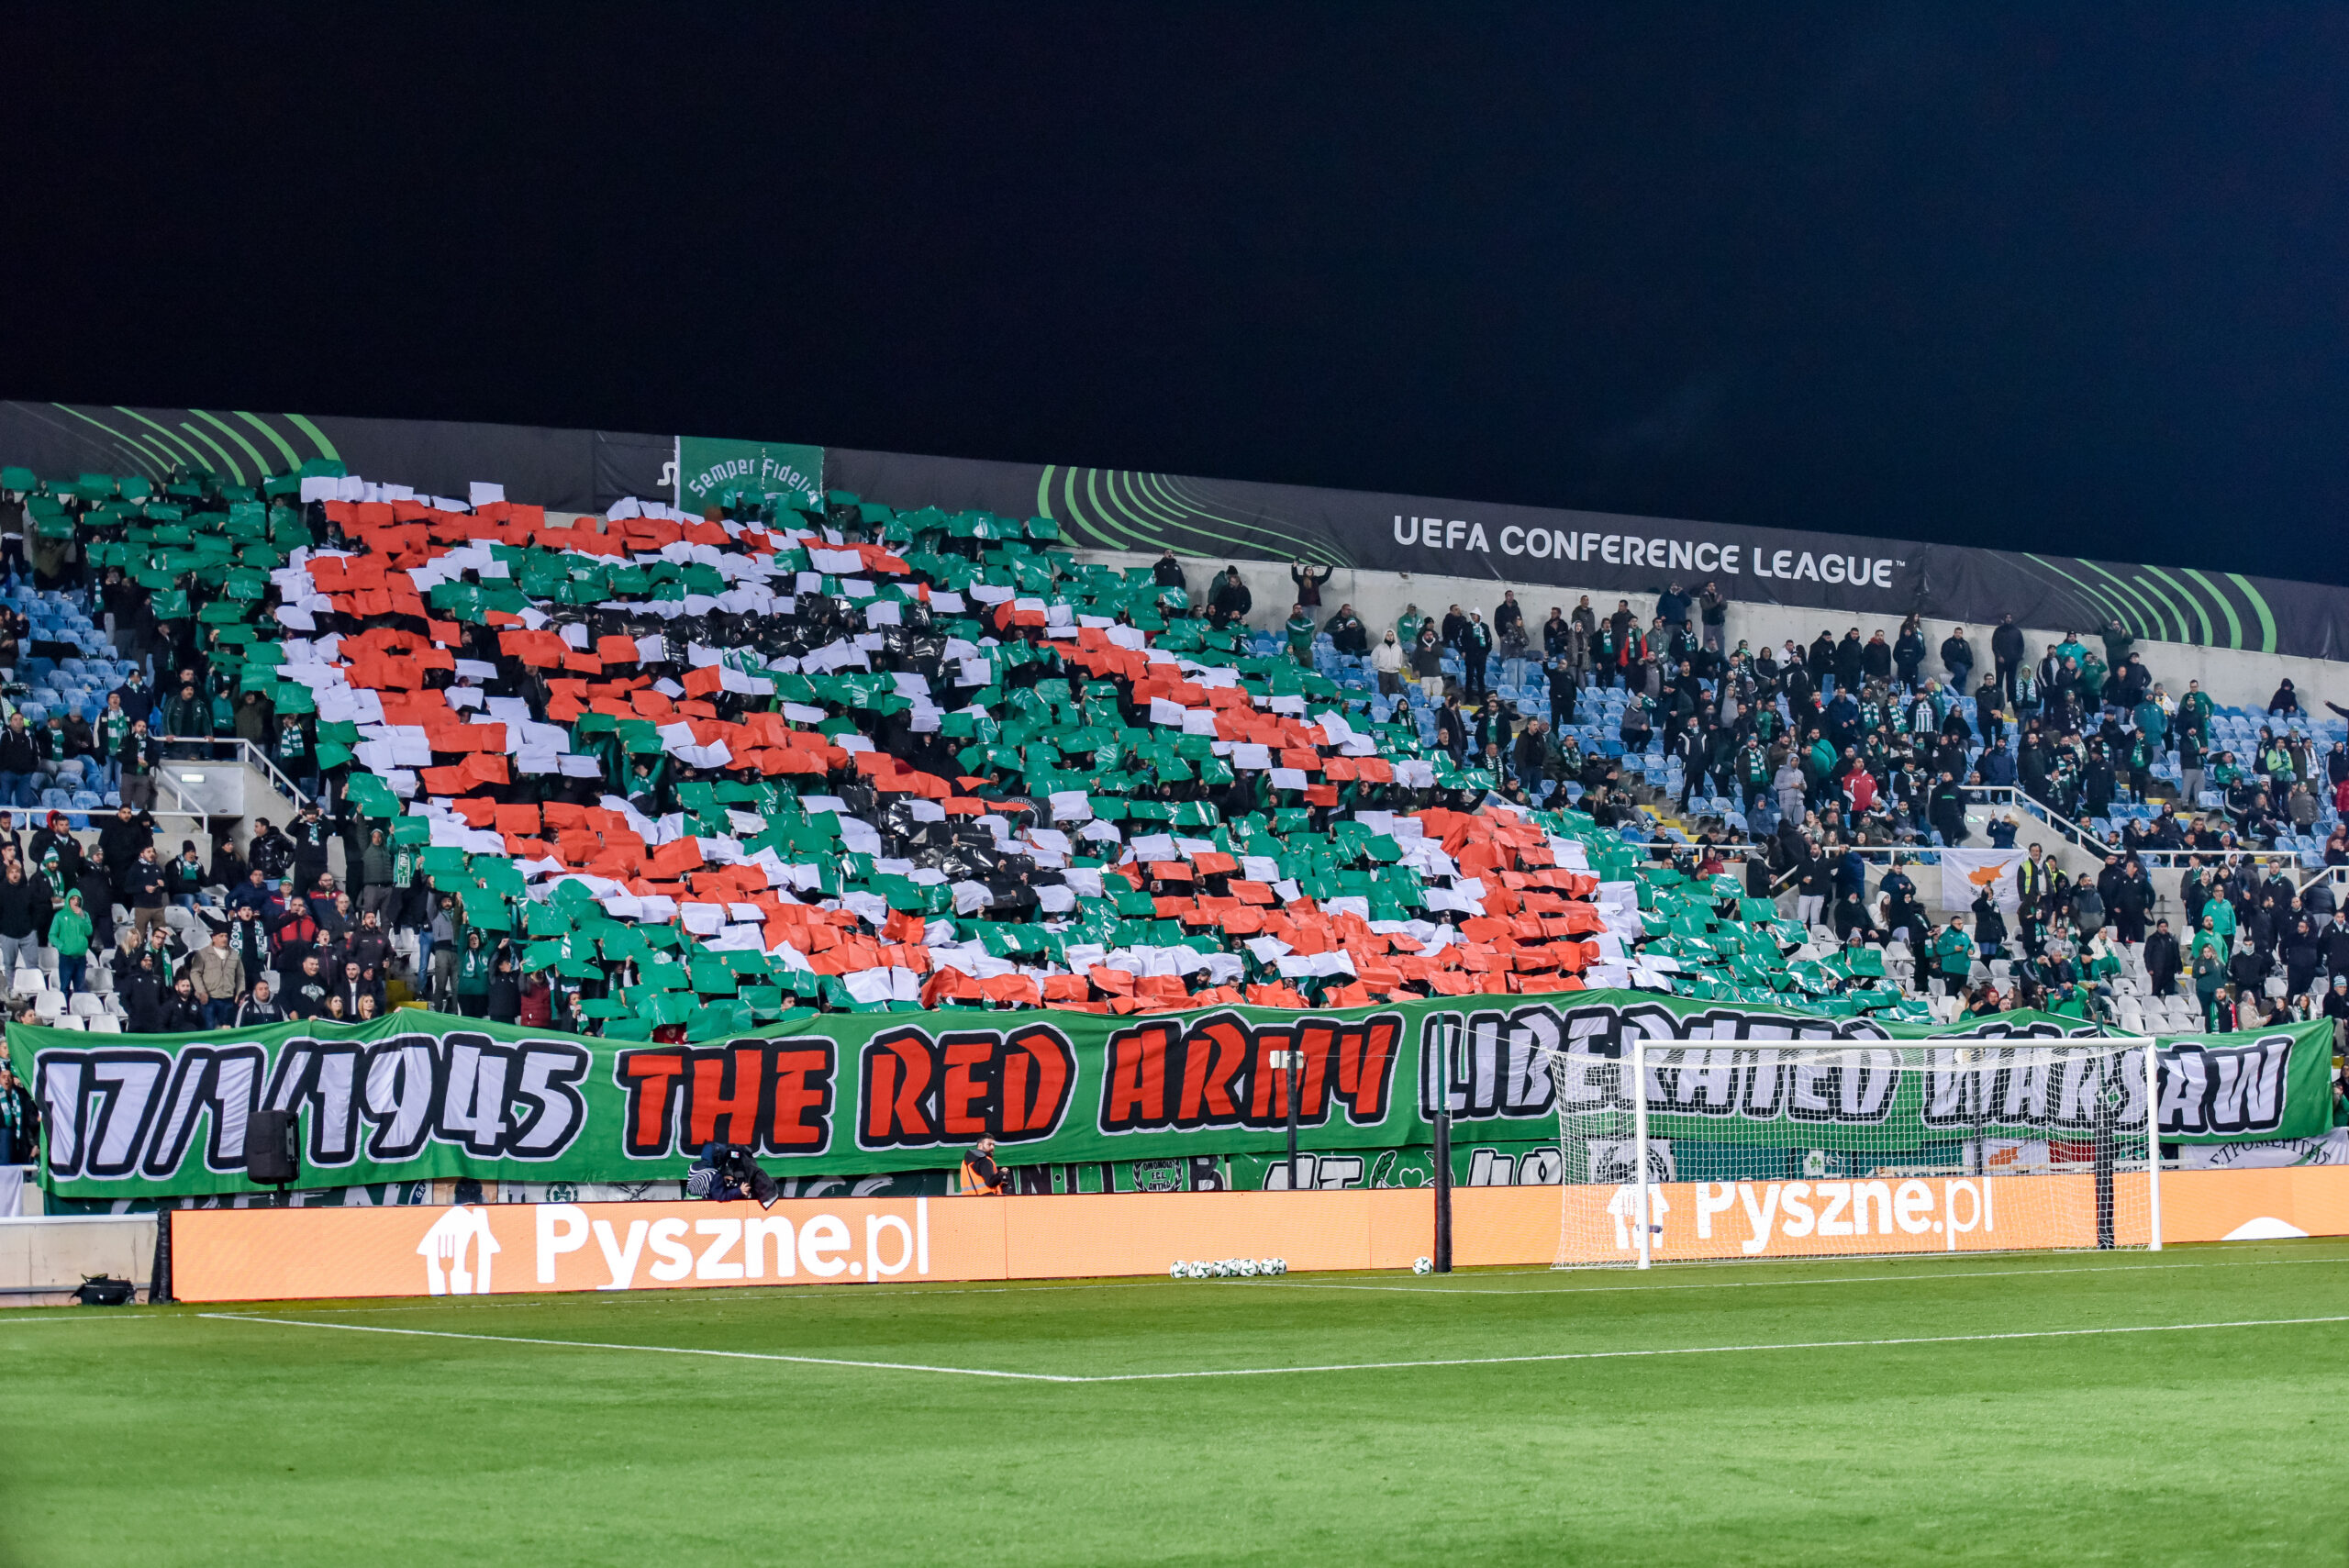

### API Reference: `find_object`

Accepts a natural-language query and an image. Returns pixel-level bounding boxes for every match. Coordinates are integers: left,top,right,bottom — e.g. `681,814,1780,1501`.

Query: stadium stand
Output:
0,457,2340,1042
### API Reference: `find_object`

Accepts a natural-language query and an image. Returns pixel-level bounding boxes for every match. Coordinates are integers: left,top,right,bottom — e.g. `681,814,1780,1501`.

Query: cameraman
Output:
687,1140,776,1206
960,1136,1011,1195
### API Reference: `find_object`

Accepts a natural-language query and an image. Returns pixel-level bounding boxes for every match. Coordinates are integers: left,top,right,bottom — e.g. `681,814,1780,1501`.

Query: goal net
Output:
1549,1038,2161,1267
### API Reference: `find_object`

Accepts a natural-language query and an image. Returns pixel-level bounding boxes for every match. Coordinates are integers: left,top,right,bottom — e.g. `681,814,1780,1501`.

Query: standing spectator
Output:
486,952,522,1025
117,718,160,808
208,833,248,891
189,928,243,1029
1434,695,1469,762
158,975,202,1034
1893,616,1926,691
1991,614,2026,702
1654,582,1691,633
249,817,293,885
453,929,494,1017
1372,630,1404,695
0,863,49,981
1547,656,1581,734
2176,680,2213,748
2143,917,2181,997
1152,551,1186,591
287,801,332,895
1941,626,1975,695
125,845,169,950
1459,613,1492,700
1288,559,1330,611
161,678,206,740
228,903,268,989
0,714,37,809
276,713,317,799
1207,566,1252,629
1492,592,1526,658
46,891,91,997
1283,604,1316,666
1698,582,1728,651
117,950,166,1033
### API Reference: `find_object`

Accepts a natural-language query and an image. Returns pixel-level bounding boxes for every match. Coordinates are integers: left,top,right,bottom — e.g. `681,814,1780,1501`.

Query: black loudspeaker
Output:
245,1110,298,1185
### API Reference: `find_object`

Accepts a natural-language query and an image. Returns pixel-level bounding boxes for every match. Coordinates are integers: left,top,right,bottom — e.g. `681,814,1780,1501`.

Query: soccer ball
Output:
1169,1261,1186,1278
1239,1259,1260,1277
1412,1256,1433,1275
1262,1257,1286,1275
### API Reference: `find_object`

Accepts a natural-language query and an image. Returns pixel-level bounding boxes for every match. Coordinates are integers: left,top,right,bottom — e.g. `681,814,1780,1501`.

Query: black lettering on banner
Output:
2156,1036,2293,1138
614,1037,841,1159
1097,1010,1401,1136
143,1044,266,1176
1474,1003,2086,1131
858,1025,1075,1152
1419,1006,1566,1122
35,1048,173,1179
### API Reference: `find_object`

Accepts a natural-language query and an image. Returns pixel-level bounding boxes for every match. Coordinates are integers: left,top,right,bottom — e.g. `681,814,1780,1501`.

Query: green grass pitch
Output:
5,1239,2346,1566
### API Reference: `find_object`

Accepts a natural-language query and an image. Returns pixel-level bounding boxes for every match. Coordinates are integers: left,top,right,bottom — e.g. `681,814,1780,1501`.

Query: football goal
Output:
1549,1037,2162,1267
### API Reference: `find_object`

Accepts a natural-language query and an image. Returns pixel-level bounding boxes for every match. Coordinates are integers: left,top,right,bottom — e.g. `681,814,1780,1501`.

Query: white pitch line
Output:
195,1313,1083,1382
1073,1315,2349,1383
195,1309,2349,1385
1241,1252,2349,1296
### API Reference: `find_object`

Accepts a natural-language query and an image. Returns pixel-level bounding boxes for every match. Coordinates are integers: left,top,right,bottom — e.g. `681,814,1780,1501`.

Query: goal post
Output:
1555,1036,2163,1268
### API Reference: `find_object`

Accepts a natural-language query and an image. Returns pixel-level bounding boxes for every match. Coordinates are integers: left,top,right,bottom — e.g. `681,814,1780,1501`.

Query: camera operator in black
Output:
687,1140,777,1206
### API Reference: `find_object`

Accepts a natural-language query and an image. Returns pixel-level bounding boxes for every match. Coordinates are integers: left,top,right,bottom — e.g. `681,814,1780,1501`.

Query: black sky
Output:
8,6,2348,582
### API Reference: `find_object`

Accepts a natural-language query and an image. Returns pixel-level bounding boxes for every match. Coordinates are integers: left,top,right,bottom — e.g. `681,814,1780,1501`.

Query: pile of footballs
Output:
1170,1258,1287,1278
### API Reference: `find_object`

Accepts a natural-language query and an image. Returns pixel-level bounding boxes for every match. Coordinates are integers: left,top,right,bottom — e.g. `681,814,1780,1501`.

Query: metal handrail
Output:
153,736,311,809
1963,782,2325,872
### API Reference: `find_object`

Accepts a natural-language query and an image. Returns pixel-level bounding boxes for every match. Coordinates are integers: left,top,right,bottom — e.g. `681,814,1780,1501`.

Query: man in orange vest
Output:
961,1137,1011,1195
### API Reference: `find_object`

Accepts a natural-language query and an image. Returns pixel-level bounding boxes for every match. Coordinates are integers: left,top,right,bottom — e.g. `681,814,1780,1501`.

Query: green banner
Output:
15,995,2336,1201
674,435,823,514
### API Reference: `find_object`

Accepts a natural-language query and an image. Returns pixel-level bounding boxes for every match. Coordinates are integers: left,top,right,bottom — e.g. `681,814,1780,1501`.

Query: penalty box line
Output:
196,1310,2349,1385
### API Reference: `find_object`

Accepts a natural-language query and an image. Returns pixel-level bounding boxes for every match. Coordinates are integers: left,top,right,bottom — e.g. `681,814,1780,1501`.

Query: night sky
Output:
8,6,2347,582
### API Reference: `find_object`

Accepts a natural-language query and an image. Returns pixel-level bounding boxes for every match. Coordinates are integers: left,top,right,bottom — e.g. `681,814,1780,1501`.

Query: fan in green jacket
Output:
1932,918,1976,980
1284,607,1317,666
47,895,92,958
453,929,495,1017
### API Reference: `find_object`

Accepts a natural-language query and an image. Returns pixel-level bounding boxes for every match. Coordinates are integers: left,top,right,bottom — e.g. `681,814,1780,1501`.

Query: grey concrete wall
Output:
0,1215,155,1306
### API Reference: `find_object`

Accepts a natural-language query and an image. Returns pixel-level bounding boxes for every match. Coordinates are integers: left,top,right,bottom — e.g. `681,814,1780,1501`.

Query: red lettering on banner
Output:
941,1039,994,1137
620,1052,686,1156
686,1048,764,1148
1106,1024,1171,1126
866,1033,934,1143
1001,1028,1070,1135
770,1049,831,1147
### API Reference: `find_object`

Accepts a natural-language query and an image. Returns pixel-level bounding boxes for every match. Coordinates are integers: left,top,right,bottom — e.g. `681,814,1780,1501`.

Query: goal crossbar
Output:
1553,1037,2163,1269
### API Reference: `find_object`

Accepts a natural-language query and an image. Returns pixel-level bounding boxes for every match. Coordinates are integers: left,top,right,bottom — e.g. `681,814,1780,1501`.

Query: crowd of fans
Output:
0,461,2341,1061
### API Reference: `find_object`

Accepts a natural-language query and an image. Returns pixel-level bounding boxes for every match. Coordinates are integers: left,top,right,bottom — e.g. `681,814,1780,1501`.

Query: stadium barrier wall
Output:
169,1166,2349,1302
170,1190,1433,1302
0,1215,156,1304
